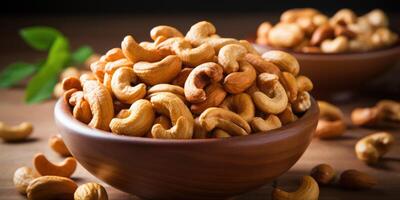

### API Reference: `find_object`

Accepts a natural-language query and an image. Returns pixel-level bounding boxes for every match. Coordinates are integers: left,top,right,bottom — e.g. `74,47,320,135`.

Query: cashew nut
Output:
355,132,395,164
48,134,71,157
262,50,300,76
223,60,256,94
62,76,82,91
110,99,155,137
220,93,255,122
33,153,77,178
281,8,320,23
133,55,182,85
111,67,147,104
171,68,192,87
330,8,357,26
27,176,78,200
250,115,282,132
217,44,247,73
282,72,298,103
90,60,107,83
249,73,288,114
104,58,133,75
13,166,39,194
244,53,281,76
321,36,349,53
121,35,162,63
157,37,215,67
83,80,114,131
292,91,311,113
272,176,319,200
147,84,186,103
212,129,231,138
74,182,108,200
364,9,388,28
101,48,125,62
199,107,251,136
376,100,400,122
316,101,346,139
60,67,80,80
150,25,183,41
150,92,194,139
191,83,227,115
146,115,172,138
239,40,260,55
184,62,223,103
256,22,272,45
0,121,33,142
351,107,382,127
267,23,304,48
193,117,208,139
296,75,313,92
310,24,334,46
278,105,298,125
68,91,93,124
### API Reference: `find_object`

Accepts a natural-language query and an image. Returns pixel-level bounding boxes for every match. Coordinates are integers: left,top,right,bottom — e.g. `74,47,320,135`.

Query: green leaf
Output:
25,36,70,104
0,62,37,88
19,26,61,51
71,45,93,64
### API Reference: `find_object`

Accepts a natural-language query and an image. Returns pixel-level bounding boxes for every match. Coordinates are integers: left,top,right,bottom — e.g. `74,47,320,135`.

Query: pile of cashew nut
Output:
256,8,398,53
60,21,314,139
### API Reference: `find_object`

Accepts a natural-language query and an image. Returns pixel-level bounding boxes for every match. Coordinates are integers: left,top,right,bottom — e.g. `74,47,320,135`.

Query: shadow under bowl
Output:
252,43,400,98
54,98,319,200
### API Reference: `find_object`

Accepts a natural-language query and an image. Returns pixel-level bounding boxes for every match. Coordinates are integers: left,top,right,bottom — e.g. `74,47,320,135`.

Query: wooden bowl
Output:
54,98,319,200
252,43,400,97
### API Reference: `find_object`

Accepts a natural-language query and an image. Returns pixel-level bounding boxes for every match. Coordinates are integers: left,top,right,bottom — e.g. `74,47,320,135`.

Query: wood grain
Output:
0,89,399,199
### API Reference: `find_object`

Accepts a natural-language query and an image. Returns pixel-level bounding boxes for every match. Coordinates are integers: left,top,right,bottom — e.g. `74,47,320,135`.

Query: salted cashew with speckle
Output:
223,60,256,94
251,115,282,132
262,50,300,76
249,73,288,114
111,67,147,104
150,25,183,41
133,55,182,85
157,37,215,67
191,83,227,114
355,132,395,164
316,101,346,139
110,99,155,137
33,153,77,178
184,62,224,103
217,44,247,73
199,107,251,136
220,93,255,122
0,121,33,142
150,92,194,139
272,176,319,200
122,35,162,63
83,80,114,131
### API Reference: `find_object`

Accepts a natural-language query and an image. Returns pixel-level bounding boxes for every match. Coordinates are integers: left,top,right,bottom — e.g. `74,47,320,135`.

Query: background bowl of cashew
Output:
54,97,319,199
252,8,400,96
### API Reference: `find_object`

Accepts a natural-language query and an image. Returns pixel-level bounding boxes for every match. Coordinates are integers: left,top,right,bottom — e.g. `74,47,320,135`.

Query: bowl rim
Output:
54,97,319,145
251,42,400,59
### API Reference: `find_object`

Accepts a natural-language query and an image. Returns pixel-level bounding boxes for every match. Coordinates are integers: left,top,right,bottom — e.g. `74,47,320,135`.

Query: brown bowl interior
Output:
251,42,400,97
54,98,319,200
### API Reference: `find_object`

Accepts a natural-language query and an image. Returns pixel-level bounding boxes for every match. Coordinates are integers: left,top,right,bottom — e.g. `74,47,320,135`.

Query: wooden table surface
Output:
1,13,400,200
0,89,399,200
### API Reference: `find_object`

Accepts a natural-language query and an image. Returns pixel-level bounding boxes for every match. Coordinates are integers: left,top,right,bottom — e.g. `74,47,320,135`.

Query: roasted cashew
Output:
316,101,346,139
147,84,186,103
33,153,77,178
310,24,334,46
330,8,357,26
133,55,182,85
111,67,147,104
278,105,298,125
121,35,162,63
262,50,300,76
89,60,107,83
0,121,33,142
48,134,71,157
239,40,260,55
110,99,155,137
355,132,395,164
272,176,319,200
171,68,192,87
184,62,224,103
321,36,349,53
223,60,256,94
104,58,133,75
199,107,251,136
217,44,247,73
267,23,304,48
282,72,298,103
139,36,167,51
280,8,320,23
193,117,208,139
100,48,125,62
292,91,311,113
371,28,398,48
256,22,272,45
364,9,388,28
249,73,288,114
146,115,172,138
83,80,114,131
296,75,313,92
68,91,93,124
150,25,183,41
191,83,227,114
157,37,215,67
150,92,194,139
62,76,82,91
220,93,255,122
244,53,281,76
351,107,383,127
212,129,231,138
251,115,282,132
